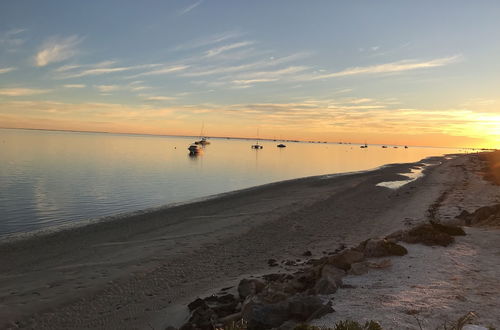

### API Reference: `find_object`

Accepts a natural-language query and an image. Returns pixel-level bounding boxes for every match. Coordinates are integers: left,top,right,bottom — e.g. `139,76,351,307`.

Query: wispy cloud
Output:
35,35,83,67
204,41,253,58
178,0,203,16
181,52,309,77
143,96,177,101
127,64,190,78
56,61,161,79
0,88,51,96
63,84,86,88
0,67,17,74
95,85,121,93
0,28,26,50
173,31,242,51
300,55,461,81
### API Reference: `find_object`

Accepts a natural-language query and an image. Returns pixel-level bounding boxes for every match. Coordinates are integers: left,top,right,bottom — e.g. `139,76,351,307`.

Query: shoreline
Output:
1,153,496,329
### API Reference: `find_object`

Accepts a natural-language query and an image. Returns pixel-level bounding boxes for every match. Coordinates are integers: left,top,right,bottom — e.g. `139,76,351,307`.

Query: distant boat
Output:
194,137,210,145
404,145,408,149
360,142,368,148
277,143,286,148
188,143,202,154
382,145,388,148
393,146,398,149
194,123,210,145
252,128,263,149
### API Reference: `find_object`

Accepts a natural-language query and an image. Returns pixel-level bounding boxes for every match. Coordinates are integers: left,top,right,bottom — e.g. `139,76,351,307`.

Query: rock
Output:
268,258,279,267
218,312,242,324
349,261,370,275
312,276,339,295
430,221,466,236
403,223,454,246
360,239,408,257
262,273,290,282
289,268,321,292
204,294,239,317
187,304,218,329
287,294,333,321
456,209,471,220
165,327,178,330
302,250,312,257
312,264,345,294
259,282,289,303
242,294,334,329
326,249,364,270
238,279,266,300
242,296,289,330
187,298,206,312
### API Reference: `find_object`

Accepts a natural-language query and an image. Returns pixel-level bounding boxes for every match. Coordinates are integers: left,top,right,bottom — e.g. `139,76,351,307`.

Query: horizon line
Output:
0,126,492,150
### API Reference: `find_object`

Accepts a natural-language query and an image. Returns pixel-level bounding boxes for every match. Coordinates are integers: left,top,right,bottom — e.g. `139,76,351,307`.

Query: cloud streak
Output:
35,35,83,67
204,41,253,58
0,88,51,96
56,61,162,79
178,0,203,16
301,55,461,80
0,67,17,74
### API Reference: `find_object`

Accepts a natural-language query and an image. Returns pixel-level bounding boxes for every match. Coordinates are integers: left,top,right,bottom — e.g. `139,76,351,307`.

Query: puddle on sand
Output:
376,167,425,189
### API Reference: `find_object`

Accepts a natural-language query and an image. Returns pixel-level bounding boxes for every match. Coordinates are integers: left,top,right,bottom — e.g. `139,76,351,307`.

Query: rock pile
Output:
175,222,465,329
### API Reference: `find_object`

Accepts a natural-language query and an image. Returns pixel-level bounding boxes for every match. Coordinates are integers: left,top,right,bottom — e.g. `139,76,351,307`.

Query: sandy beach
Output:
1,152,499,329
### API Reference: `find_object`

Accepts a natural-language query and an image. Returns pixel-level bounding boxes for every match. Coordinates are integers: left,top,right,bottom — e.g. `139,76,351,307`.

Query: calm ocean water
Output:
0,128,463,238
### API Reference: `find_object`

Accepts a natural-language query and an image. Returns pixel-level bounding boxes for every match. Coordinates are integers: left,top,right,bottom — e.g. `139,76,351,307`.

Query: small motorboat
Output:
277,143,286,148
251,143,263,149
382,145,388,148
404,145,408,149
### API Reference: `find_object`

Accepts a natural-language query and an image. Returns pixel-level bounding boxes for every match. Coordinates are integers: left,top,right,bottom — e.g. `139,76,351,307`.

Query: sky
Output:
0,1,499,148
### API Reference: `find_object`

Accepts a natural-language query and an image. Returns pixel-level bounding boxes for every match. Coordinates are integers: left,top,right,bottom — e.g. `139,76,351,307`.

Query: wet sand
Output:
0,153,496,329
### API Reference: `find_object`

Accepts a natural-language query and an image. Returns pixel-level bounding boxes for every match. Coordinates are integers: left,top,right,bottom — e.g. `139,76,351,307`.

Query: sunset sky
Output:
0,1,498,148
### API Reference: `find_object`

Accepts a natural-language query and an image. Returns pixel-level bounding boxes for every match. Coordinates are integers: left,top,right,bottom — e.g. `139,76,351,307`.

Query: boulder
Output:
430,221,466,236
312,264,345,294
403,223,454,246
238,279,266,300
242,296,289,330
242,294,334,329
187,304,218,330
360,239,408,258
326,249,364,270
349,261,370,275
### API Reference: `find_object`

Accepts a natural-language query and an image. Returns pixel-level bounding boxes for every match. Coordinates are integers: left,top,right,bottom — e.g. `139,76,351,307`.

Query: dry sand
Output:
0,152,499,329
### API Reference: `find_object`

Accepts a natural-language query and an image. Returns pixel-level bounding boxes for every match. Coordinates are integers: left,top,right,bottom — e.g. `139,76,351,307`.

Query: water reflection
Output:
0,128,463,237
